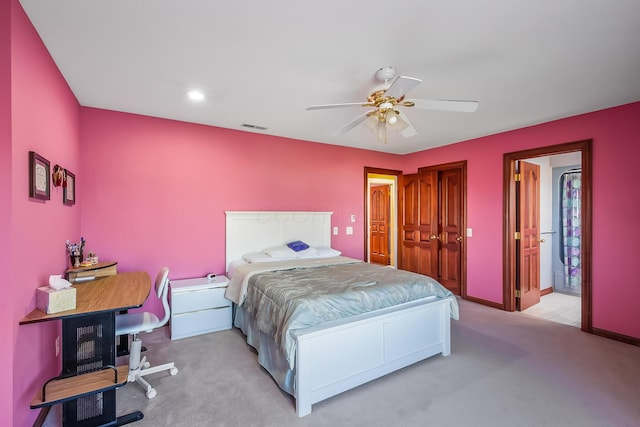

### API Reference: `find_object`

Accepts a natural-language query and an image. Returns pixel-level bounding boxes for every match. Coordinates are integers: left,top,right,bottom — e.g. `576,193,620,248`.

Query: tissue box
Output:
36,286,76,314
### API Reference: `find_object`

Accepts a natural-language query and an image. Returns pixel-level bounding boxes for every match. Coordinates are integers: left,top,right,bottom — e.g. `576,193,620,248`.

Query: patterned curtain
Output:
560,171,581,288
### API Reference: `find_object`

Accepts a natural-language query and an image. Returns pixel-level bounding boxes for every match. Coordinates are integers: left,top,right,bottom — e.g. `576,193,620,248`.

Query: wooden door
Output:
517,161,541,310
399,172,439,277
400,163,465,296
369,184,391,265
438,168,463,295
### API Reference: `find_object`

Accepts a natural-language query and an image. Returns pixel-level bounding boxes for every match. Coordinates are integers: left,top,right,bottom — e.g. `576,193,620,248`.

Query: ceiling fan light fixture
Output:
306,67,478,143
379,101,394,110
386,111,398,125
364,114,381,132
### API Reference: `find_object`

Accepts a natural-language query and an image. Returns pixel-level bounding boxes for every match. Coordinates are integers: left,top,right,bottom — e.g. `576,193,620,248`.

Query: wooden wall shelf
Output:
66,261,117,284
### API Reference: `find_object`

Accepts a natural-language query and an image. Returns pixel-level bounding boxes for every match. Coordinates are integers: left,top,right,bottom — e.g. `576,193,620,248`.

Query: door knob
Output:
456,236,463,242
429,235,438,240
538,238,545,243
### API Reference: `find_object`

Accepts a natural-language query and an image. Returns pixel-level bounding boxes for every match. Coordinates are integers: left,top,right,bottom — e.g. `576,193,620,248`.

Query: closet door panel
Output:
400,172,438,277
438,169,463,295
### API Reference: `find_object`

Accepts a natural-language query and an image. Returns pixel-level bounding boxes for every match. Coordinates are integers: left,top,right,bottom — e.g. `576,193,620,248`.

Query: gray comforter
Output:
240,258,459,369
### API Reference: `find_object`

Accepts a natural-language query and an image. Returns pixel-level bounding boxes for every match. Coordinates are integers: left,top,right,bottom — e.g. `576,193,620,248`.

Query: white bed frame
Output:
225,211,452,417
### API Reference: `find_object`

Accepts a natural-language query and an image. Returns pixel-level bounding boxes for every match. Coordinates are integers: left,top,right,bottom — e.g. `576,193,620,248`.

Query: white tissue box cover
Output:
36,286,76,314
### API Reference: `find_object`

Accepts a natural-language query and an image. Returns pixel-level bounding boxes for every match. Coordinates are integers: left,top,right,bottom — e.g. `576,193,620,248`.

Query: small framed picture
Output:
29,151,50,200
63,170,76,206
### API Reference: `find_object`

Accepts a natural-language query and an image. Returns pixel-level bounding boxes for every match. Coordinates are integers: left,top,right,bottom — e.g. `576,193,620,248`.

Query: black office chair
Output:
115,267,178,398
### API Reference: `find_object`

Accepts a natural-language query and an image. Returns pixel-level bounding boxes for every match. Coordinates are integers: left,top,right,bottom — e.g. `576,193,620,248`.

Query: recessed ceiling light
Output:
187,90,205,101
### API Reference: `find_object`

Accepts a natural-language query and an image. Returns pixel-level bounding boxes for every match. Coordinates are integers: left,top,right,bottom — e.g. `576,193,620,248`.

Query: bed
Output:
225,211,459,416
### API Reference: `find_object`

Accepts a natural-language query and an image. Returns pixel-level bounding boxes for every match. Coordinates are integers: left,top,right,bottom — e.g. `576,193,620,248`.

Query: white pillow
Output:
242,251,299,263
264,245,297,258
242,246,339,262
295,247,320,258
242,252,273,263
314,247,342,258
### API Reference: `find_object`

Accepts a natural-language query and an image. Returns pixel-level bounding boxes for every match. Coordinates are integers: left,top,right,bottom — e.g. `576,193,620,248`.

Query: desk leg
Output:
117,332,130,357
61,312,143,426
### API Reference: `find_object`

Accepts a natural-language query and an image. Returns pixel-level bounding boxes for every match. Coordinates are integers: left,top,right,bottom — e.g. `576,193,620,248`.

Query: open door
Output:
364,167,401,267
517,160,541,310
369,184,391,265
505,140,591,331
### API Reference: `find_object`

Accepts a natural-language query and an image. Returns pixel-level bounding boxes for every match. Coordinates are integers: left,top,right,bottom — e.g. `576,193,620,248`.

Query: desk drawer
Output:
171,306,232,340
171,286,229,314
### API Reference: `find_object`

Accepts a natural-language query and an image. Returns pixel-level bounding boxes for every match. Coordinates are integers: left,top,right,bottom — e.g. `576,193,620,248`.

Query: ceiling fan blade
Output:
384,76,422,100
408,98,479,112
306,102,368,110
335,112,372,135
396,110,418,138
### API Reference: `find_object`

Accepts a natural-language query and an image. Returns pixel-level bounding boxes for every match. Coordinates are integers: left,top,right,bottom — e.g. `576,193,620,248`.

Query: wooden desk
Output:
20,272,151,427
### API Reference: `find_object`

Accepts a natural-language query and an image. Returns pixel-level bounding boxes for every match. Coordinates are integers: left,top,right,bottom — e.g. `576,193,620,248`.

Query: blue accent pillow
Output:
287,240,310,252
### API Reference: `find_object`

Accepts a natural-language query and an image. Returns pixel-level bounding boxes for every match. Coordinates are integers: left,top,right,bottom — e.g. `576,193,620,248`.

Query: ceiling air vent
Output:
241,123,268,131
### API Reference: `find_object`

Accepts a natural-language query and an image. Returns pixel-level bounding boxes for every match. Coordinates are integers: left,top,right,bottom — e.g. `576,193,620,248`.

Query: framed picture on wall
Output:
63,170,76,206
28,151,50,200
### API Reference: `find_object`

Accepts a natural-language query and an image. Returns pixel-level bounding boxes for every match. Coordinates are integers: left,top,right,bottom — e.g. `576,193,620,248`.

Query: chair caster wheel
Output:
170,367,178,376
146,388,157,399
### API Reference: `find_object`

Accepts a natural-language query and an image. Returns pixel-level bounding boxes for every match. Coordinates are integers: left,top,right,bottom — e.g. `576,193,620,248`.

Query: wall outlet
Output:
55,336,60,357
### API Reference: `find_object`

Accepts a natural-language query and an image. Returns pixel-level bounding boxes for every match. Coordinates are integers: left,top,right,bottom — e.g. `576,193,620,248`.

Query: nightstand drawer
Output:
171,286,229,314
171,306,232,340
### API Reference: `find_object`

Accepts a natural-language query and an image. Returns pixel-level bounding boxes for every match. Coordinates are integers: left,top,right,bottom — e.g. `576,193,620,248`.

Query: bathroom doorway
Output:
503,140,592,332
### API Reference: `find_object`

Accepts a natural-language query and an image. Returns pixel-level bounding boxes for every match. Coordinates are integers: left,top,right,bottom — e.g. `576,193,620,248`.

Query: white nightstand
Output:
169,275,232,340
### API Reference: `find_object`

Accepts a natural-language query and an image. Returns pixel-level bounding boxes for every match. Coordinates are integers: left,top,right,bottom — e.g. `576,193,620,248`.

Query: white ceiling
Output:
19,0,640,155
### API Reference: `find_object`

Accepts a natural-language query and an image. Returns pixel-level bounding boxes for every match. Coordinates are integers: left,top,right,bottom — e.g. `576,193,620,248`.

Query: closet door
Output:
399,171,439,277
400,163,466,296
437,168,463,295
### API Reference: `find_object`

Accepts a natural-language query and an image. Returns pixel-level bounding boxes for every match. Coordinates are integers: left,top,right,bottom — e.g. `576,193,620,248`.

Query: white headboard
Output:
225,211,333,272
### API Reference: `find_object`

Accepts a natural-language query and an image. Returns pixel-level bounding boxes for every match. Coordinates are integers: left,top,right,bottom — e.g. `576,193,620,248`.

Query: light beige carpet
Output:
44,299,640,426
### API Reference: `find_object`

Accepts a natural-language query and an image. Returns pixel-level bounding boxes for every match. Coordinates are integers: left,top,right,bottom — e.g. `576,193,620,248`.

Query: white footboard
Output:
293,296,452,417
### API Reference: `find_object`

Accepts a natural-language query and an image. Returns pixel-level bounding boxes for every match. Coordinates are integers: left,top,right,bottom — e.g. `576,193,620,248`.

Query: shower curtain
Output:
560,170,581,289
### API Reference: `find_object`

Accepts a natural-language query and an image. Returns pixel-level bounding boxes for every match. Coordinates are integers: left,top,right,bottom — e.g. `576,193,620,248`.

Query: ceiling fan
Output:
306,67,478,143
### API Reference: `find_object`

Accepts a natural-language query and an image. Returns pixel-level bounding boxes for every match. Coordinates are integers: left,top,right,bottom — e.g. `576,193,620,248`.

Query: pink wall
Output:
7,1,81,425
403,102,640,339
79,108,404,314
1,0,13,422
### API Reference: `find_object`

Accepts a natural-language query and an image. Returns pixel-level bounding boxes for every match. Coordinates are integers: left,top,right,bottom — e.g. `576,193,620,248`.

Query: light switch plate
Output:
346,226,353,235
467,228,473,237
333,226,339,235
